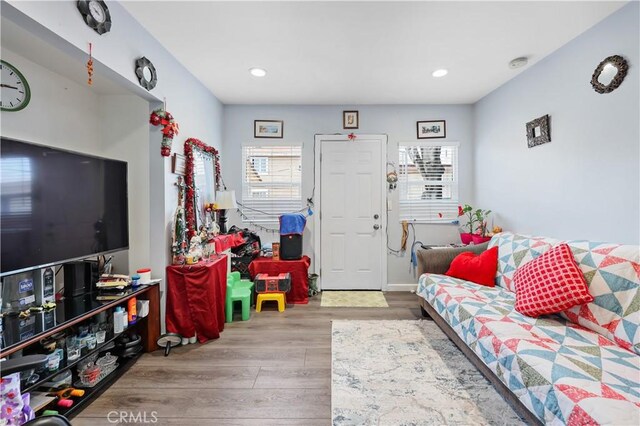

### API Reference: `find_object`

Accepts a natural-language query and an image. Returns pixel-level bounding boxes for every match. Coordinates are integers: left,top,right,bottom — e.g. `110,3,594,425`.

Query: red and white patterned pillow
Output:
514,243,593,317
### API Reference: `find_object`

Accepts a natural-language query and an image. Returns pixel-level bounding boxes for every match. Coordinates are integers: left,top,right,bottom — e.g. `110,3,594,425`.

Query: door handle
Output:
373,224,380,230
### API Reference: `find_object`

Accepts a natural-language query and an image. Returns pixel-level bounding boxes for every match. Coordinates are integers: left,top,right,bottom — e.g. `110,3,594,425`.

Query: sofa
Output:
416,232,640,426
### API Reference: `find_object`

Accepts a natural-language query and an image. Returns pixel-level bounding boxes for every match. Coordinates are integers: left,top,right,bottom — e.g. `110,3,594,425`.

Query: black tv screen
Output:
1,138,129,276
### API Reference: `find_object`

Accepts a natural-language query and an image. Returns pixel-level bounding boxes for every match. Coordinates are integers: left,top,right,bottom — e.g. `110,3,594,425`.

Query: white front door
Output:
319,136,385,290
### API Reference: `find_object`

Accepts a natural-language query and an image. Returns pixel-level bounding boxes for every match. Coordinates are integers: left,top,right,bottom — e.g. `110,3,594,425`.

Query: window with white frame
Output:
242,145,302,223
398,142,459,223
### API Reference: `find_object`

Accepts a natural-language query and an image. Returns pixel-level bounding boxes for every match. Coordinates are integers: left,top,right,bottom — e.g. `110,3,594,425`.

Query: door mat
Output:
332,320,524,425
320,291,388,308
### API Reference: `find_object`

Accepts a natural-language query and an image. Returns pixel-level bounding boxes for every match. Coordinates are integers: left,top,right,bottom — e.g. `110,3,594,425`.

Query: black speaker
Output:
63,262,87,297
280,234,302,260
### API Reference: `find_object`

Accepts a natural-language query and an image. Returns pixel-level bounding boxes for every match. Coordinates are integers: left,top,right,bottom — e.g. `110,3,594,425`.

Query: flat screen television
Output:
1,138,129,276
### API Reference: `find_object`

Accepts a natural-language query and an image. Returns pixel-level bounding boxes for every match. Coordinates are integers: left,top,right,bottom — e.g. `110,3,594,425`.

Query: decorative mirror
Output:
591,55,628,94
184,138,221,238
526,114,551,148
135,57,158,91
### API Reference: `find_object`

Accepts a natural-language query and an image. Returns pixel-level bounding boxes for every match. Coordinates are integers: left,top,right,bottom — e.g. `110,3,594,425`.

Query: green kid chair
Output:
226,279,251,323
228,271,255,305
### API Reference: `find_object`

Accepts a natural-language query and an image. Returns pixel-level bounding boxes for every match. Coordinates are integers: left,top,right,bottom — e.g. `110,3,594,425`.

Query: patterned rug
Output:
332,320,524,425
321,291,389,308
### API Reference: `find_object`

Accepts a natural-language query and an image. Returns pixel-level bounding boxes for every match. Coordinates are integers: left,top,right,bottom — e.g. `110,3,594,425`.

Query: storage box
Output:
255,273,291,293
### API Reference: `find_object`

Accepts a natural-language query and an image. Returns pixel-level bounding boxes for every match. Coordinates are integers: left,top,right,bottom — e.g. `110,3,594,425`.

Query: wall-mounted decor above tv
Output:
0,138,129,276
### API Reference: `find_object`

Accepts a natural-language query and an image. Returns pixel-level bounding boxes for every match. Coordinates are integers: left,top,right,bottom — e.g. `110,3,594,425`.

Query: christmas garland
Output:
149,109,179,156
184,138,221,238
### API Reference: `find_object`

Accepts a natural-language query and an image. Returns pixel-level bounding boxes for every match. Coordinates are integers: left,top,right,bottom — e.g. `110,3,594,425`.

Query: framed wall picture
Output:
526,114,551,148
172,153,186,175
254,120,284,138
417,120,446,139
343,110,359,129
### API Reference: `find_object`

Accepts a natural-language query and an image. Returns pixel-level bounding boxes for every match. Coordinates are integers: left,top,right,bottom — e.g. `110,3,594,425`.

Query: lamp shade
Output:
215,190,237,210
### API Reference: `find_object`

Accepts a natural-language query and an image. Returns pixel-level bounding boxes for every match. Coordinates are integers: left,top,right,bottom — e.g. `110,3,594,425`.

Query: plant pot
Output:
471,235,491,244
460,233,474,245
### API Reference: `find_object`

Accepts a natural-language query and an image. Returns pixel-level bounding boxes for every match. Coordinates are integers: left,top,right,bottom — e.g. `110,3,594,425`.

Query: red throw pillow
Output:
514,243,593,317
445,246,499,287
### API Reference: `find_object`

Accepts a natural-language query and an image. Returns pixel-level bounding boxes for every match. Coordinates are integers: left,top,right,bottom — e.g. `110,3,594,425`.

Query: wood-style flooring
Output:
73,292,421,425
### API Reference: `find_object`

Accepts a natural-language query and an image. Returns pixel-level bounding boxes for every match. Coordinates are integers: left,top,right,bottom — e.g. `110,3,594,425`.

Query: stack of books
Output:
95,274,131,301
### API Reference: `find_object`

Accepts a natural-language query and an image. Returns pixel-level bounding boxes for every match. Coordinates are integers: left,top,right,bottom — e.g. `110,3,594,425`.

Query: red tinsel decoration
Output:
149,109,179,156
184,138,222,238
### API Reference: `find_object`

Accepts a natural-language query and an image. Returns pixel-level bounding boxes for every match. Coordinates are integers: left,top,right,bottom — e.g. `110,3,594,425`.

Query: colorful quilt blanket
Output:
417,274,640,426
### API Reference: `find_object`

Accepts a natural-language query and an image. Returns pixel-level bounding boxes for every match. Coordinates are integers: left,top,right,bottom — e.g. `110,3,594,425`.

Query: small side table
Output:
249,256,310,304
165,255,228,343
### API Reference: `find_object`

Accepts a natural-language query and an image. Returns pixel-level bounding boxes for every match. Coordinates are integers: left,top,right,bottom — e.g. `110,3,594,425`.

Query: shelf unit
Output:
1,284,159,358
48,353,141,419
23,316,146,394
1,284,161,419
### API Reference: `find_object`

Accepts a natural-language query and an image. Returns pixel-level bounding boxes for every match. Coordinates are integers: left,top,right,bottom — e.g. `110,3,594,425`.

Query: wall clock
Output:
135,57,158,91
1,60,31,112
77,0,112,35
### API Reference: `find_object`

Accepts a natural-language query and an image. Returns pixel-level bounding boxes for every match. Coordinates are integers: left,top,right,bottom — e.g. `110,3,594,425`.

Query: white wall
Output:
0,48,102,154
222,104,474,285
473,2,639,244
99,95,151,274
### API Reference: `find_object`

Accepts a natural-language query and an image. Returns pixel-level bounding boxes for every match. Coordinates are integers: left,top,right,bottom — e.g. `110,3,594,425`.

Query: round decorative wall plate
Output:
77,0,112,35
135,57,158,91
1,60,31,112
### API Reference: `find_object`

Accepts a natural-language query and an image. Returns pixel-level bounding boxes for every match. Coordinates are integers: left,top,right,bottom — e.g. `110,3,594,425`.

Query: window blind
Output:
398,142,459,223
241,145,302,223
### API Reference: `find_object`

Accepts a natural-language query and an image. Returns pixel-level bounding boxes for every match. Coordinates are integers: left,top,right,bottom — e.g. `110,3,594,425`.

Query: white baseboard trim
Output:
386,283,418,292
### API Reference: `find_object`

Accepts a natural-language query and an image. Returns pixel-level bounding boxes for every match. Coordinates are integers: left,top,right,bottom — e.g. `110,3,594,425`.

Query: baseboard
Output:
386,283,417,292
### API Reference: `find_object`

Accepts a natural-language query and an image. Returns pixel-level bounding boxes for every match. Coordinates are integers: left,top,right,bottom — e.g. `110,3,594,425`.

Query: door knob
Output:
373,224,380,230
373,214,379,219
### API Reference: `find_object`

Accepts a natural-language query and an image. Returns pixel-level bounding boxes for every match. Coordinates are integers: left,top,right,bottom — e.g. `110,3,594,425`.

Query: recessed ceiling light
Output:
432,69,448,78
249,67,267,77
508,57,529,69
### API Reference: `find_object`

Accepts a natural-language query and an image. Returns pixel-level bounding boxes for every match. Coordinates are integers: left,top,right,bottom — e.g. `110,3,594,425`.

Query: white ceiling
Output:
123,1,626,105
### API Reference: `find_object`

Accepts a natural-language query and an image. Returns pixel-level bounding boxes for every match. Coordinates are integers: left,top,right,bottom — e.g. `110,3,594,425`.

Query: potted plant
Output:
471,208,492,244
458,204,492,245
457,204,476,244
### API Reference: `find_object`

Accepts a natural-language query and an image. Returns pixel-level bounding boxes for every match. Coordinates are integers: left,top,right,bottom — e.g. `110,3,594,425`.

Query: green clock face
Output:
1,60,31,112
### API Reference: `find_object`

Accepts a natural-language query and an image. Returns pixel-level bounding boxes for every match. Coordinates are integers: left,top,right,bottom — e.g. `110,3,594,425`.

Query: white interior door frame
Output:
313,134,388,291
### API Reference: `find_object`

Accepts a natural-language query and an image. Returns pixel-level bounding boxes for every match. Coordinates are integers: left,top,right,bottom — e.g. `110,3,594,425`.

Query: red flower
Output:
438,213,443,218
458,205,464,216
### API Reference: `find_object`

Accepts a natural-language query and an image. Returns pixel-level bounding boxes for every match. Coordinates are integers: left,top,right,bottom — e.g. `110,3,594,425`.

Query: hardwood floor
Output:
73,292,421,425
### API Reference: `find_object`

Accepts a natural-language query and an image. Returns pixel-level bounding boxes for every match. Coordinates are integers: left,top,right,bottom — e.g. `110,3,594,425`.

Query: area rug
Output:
332,320,524,425
321,291,388,308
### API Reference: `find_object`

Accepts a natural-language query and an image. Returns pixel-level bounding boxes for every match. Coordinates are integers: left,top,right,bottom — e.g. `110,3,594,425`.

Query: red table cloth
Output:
166,255,227,343
212,233,245,253
249,256,310,304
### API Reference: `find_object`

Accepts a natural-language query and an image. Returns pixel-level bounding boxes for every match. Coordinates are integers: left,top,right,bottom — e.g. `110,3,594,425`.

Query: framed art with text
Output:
417,120,446,139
